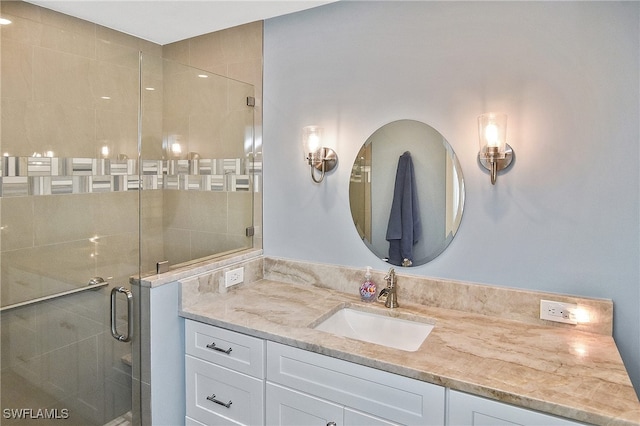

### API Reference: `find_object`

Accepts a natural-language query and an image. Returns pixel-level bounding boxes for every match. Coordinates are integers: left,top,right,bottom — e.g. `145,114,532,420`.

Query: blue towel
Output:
386,151,422,266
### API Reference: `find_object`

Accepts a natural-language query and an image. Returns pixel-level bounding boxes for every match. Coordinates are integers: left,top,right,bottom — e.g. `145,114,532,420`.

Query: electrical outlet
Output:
225,267,244,288
540,299,578,324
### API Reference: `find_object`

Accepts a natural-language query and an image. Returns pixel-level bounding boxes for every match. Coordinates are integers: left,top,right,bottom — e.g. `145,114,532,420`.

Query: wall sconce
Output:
302,125,337,183
477,113,514,185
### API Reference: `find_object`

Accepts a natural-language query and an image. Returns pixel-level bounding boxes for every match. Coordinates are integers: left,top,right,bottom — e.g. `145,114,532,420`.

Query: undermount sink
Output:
312,306,435,352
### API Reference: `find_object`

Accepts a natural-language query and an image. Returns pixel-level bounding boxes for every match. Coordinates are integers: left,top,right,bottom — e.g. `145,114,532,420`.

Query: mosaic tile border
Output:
0,157,261,197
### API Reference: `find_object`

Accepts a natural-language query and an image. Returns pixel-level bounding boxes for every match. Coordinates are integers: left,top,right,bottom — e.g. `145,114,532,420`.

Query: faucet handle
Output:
384,267,395,285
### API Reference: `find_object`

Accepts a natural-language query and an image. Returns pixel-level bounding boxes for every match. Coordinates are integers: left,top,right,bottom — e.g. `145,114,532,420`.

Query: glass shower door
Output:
0,13,140,423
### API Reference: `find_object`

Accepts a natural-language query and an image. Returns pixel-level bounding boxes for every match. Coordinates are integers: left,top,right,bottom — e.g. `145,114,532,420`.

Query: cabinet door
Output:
267,341,445,425
344,408,399,426
186,355,264,425
448,390,586,426
185,416,207,426
185,319,265,378
267,382,343,426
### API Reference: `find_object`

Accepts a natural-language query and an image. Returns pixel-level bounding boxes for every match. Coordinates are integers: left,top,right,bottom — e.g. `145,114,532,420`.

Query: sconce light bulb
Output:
171,143,182,156
484,123,499,147
308,134,321,153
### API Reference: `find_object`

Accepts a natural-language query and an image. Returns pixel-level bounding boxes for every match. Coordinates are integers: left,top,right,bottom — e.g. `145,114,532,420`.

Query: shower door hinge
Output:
156,260,169,274
246,226,255,237
246,97,255,107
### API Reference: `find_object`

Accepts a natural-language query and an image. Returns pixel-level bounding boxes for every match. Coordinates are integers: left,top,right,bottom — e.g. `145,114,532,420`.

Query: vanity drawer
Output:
267,341,445,425
186,355,264,426
185,319,265,378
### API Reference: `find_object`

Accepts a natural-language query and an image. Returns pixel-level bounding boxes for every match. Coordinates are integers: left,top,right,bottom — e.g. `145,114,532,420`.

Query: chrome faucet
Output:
378,267,399,308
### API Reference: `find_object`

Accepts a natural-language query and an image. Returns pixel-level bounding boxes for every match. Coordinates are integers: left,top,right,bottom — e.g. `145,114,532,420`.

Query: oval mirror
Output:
349,120,465,267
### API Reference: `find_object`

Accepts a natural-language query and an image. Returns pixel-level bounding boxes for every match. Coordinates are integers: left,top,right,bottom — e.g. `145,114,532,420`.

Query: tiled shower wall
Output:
0,1,263,424
141,52,259,272
0,1,158,423
162,21,264,256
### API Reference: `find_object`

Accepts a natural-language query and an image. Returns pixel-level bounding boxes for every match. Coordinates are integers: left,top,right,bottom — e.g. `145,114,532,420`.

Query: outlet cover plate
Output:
540,299,577,324
225,267,244,288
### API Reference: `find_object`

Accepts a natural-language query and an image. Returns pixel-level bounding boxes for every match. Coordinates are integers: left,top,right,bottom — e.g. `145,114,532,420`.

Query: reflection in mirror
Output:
349,120,465,267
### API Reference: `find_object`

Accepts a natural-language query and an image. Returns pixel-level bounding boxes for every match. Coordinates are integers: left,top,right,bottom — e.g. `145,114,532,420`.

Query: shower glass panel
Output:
139,56,256,277
1,4,256,424
0,14,140,425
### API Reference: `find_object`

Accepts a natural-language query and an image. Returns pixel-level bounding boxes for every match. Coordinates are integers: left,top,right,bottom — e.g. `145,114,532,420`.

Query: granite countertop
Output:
180,279,640,426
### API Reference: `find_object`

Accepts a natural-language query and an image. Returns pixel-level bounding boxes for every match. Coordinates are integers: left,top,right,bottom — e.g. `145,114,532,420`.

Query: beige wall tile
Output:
228,58,262,89
1,196,34,251
39,5,95,37
2,97,94,157
162,39,189,65
95,109,138,159
189,191,228,234
141,51,164,82
0,13,44,46
96,38,140,69
141,73,164,114
91,59,139,110
162,227,192,265
25,100,95,157
189,231,243,259
139,190,165,273
40,21,95,58
32,47,93,106
92,191,139,237
227,192,252,236
1,97,30,155
0,1,43,22
139,39,162,57
219,22,263,64
218,110,254,158
187,112,222,157
162,190,190,229
187,31,222,72
1,38,32,101
94,233,139,286
141,112,164,159
33,193,96,245
96,24,140,50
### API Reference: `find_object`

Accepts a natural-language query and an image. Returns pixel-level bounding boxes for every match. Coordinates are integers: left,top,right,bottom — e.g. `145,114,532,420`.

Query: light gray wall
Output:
263,1,640,393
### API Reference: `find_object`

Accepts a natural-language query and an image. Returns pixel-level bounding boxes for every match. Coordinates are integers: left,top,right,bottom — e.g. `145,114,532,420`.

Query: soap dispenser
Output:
359,266,377,303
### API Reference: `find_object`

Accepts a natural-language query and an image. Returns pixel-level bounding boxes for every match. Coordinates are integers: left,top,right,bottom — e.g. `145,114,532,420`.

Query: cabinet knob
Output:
327,422,336,426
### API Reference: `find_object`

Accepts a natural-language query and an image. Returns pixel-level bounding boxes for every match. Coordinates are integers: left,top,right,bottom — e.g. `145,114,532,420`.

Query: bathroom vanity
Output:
179,277,640,426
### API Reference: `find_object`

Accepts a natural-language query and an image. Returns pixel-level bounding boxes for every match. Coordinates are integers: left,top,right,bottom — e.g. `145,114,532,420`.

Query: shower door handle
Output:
111,286,133,342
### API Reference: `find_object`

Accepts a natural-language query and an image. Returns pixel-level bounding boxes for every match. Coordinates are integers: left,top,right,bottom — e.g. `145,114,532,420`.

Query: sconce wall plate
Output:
312,148,337,172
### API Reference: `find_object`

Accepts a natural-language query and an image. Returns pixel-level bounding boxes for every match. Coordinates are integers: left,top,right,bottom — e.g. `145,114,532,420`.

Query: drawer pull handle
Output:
206,342,233,354
206,394,232,408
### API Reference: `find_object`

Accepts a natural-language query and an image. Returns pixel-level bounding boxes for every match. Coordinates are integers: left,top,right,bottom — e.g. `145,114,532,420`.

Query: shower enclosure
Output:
0,6,256,424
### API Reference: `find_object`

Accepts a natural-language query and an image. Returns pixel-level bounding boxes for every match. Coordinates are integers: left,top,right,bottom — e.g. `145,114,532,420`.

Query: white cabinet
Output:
266,341,445,426
185,320,265,425
448,390,586,426
266,382,343,426
184,320,586,426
